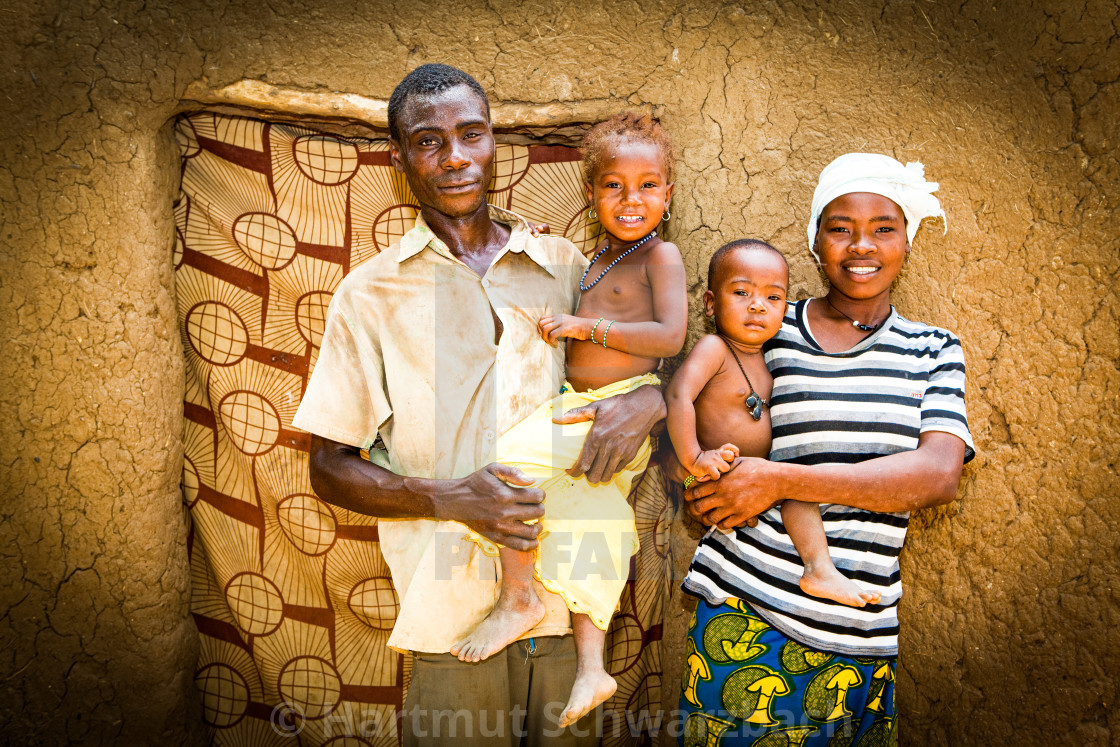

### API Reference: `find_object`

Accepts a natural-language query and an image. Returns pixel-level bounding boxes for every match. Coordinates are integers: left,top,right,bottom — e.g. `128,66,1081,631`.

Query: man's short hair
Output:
708,239,787,289
387,64,490,141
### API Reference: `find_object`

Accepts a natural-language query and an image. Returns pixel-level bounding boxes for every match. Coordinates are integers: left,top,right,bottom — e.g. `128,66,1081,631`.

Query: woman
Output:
676,153,975,745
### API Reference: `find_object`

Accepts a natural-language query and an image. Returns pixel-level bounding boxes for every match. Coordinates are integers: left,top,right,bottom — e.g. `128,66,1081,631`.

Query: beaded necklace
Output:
579,231,657,292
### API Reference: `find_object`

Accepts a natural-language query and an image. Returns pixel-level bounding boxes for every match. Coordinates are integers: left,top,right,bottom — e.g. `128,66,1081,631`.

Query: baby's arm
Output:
538,241,687,358
666,335,739,481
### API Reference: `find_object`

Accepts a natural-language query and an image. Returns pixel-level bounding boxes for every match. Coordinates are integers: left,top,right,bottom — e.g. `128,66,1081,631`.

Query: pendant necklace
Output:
580,231,657,292
825,297,883,333
719,335,769,421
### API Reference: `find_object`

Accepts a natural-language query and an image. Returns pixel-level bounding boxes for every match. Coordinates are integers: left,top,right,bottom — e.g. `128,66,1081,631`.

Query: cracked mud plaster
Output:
0,0,1117,744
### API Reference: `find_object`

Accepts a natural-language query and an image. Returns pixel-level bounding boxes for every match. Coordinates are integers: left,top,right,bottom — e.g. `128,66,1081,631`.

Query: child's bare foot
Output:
450,589,545,663
799,563,881,608
559,666,617,727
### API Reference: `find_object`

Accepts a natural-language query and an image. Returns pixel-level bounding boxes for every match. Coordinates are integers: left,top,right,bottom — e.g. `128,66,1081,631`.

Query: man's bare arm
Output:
309,435,546,550
685,431,967,529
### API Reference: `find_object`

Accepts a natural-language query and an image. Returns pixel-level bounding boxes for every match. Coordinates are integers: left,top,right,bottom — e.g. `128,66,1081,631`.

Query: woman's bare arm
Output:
684,431,968,529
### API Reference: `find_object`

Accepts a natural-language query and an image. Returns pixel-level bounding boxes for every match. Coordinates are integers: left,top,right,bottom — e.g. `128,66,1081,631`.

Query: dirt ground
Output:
1,0,1117,744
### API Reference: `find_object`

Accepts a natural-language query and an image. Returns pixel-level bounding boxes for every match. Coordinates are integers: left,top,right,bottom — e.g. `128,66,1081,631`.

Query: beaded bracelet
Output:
589,317,604,345
601,319,615,348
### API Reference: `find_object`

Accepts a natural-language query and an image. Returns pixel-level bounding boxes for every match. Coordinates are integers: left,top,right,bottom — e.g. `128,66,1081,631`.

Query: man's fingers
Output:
566,444,594,479
498,527,541,551
553,403,596,425
487,463,535,488
502,536,536,551
498,498,545,523
583,448,615,485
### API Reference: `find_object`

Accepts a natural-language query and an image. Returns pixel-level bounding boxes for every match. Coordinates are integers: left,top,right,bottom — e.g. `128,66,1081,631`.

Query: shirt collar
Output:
397,204,558,276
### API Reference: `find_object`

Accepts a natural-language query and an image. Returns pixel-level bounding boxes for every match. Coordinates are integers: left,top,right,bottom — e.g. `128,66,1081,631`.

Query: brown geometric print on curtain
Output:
175,112,673,746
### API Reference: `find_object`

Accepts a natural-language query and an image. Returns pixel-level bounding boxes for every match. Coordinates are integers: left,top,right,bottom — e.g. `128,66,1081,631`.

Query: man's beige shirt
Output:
292,205,588,653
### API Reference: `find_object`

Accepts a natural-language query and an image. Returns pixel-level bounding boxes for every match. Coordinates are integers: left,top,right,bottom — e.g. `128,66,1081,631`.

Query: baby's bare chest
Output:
693,366,774,458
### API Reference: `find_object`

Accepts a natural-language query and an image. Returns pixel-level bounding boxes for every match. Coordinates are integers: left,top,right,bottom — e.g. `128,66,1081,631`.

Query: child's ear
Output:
703,289,715,317
664,181,675,204
584,181,594,207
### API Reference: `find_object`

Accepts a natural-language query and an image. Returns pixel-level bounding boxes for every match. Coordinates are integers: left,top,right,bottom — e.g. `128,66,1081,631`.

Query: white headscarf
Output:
807,153,946,263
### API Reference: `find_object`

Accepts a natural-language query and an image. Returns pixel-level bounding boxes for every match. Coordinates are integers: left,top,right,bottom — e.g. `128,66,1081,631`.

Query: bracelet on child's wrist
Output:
601,319,615,348
589,317,604,344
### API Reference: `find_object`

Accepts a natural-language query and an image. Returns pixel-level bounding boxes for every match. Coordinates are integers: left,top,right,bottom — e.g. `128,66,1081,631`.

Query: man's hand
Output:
683,456,782,530
538,314,590,347
554,384,665,484
435,464,545,551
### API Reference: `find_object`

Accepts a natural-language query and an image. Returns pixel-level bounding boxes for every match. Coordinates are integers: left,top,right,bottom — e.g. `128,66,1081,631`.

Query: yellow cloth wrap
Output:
467,372,659,631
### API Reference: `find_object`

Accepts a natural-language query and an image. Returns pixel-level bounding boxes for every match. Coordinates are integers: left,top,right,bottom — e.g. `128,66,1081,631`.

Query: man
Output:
292,64,664,746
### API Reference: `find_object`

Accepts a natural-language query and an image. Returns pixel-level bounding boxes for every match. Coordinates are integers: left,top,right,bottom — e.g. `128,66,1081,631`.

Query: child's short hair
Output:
707,239,787,289
581,112,674,183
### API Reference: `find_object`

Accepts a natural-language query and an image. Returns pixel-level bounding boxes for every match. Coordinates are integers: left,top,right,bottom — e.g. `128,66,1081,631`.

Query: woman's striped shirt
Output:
682,299,975,657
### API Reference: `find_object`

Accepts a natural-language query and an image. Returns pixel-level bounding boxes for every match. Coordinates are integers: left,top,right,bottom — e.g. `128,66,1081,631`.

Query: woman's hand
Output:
684,456,783,529
538,314,591,347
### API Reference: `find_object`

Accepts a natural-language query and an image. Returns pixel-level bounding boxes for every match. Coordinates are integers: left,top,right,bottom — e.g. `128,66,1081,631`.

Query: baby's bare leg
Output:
558,613,617,727
450,546,545,662
782,500,881,608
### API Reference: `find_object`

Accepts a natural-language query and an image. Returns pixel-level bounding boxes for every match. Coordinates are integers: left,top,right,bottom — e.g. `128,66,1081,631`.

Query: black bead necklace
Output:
825,297,884,333
579,231,657,292
719,335,769,421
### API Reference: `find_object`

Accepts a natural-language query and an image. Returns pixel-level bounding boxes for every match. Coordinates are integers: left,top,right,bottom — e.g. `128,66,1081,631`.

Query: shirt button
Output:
484,431,495,441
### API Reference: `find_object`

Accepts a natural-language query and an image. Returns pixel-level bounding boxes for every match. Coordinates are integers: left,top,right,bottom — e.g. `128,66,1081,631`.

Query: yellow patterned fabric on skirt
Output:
468,372,659,631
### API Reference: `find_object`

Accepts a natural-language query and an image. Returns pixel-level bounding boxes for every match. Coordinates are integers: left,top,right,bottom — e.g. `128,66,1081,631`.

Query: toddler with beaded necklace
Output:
450,112,686,728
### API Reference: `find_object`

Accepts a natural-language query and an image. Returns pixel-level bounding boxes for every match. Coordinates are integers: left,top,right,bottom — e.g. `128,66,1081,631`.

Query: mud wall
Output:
0,0,1115,744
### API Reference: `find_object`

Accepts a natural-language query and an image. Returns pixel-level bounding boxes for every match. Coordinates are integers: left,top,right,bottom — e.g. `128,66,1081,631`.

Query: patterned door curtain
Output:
175,112,674,746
